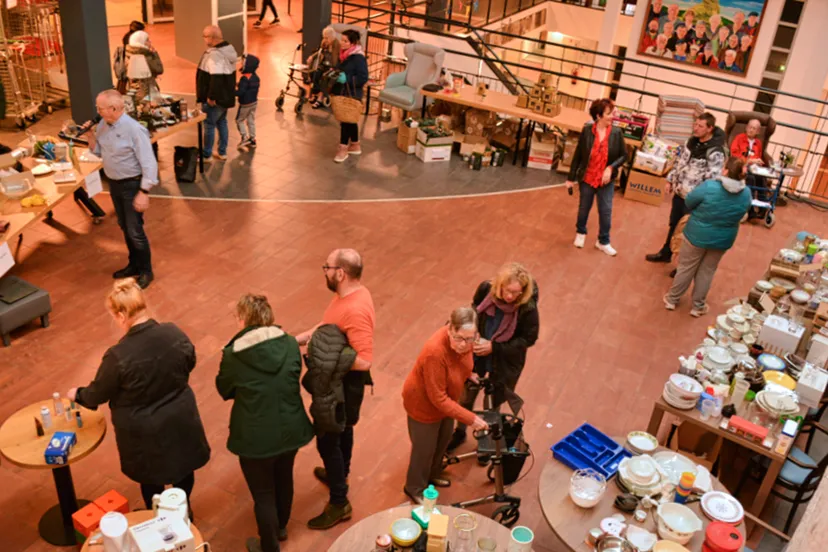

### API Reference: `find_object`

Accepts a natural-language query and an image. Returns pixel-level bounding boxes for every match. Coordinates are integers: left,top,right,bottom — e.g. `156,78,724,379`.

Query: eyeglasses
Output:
322,265,341,272
450,332,477,345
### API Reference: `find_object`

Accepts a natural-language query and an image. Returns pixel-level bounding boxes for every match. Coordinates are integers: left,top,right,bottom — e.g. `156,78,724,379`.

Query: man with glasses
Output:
86,89,158,289
196,25,237,161
296,248,375,530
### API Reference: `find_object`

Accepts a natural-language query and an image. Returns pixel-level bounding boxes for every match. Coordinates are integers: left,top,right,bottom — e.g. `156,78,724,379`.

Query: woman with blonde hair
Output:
447,262,540,452
68,279,210,512
402,307,489,501
217,294,313,552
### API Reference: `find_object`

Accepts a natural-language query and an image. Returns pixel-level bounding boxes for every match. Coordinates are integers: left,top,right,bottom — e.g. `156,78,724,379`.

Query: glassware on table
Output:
477,537,497,551
507,526,535,552
568,468,607,508
700,399,716,421
453,513,478,552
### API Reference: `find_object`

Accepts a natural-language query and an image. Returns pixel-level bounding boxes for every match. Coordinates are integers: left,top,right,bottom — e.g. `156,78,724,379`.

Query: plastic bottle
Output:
40,406,52,429
53,393,64,416
422,485,439,516
75,411,83,428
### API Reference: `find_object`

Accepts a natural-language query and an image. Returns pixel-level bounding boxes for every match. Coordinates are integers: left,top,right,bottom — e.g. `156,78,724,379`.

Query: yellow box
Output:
516,94,529,108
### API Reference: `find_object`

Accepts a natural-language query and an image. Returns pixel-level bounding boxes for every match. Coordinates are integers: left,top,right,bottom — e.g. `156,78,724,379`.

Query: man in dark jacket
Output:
236,54,260,149
646,112,727,266
196,25,237,161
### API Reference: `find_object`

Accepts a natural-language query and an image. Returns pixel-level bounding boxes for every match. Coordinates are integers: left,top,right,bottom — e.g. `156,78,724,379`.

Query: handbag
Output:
330,79,362,124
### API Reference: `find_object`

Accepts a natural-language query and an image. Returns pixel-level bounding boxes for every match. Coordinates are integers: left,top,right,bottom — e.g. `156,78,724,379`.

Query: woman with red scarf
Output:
447,262,539,453
565,98,627,257
332,29,369,163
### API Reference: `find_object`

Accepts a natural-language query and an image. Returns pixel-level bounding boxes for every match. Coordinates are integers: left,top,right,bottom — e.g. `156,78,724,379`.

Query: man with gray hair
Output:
296,248,375,530
196,25,237,161
86,89,158,289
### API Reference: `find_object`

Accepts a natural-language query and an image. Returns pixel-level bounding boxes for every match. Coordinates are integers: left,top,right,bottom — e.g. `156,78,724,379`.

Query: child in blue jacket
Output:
236,54,260,149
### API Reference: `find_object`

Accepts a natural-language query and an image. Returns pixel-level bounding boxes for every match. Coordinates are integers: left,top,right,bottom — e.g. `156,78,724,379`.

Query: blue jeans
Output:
576,181,614,245
110,176,152,274
202,103,228,156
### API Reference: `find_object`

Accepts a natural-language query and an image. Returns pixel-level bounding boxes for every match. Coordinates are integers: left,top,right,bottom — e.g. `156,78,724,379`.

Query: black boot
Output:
645,248,672,263
446,428,467,451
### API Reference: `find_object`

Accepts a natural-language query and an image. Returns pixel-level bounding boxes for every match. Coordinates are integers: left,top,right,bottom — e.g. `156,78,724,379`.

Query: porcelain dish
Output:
653,451,698,486
757,353,786,372
700,491,744,524
763,371,797,390
769,277,797,292
754,280,773,292
656,503,703,545
662,384,698,410
626,431,658,454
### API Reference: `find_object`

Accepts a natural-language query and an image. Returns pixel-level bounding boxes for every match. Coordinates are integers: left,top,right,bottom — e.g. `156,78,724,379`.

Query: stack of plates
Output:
784,353,806,380
753,280,774,294
663,374,703,410
769,277,797,292
626,431,658,455
757,353,786,372
700,491,744,524
618,455,665,497
756,390,799,417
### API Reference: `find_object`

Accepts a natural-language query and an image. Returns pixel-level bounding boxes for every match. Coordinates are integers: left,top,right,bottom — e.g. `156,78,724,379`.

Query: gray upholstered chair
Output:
378,42,445,114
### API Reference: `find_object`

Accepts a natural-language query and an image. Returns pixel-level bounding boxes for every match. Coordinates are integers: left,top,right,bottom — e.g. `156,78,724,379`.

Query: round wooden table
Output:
0,399,106,546
328,505,531,551
538,440,745,551
80,510,204,551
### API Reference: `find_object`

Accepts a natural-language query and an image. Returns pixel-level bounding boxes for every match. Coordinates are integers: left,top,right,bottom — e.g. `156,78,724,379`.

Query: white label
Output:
0,242,14,278
85,170,103,198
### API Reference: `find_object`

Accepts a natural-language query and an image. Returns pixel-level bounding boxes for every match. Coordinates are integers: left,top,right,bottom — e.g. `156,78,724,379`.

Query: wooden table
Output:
328,505,531,551
1,154,103,252
0,399,107,546
539,439,745,551
647,396,807,528
150,112,207,175
80,510,204,551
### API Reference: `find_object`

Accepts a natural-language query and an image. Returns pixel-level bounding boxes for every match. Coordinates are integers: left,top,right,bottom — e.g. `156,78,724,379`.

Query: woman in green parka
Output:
217,294,314,552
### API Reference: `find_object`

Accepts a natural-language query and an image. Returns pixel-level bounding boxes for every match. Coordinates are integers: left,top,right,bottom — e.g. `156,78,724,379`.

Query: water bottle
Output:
422,485,439,516
40,406,52,429
53,393,64,416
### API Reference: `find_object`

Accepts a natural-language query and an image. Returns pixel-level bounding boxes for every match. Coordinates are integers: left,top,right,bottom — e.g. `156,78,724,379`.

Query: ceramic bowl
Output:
626,431,658,454
656,503,703,545
390,518,421,547
779,249,804,263
669,373,704,395
727,313,746,326
770,277,797,292
729,343,749,357
790,289,810,304
755,280,774,292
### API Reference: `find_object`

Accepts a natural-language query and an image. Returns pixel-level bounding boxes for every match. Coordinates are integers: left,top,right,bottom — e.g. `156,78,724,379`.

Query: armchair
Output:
725,110,777,166
378,42,444,114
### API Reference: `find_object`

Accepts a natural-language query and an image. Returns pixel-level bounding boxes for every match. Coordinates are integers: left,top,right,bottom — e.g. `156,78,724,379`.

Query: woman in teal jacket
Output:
217,294,313,552
664,157,751,317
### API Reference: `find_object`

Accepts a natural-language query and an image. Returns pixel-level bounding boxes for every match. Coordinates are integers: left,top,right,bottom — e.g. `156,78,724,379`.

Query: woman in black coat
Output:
447,262,540,452
69,279,210,511
565,97,627,257
332,29,369,163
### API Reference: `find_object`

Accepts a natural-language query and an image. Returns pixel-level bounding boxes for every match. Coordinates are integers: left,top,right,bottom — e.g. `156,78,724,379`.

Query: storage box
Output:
633,151,670,175
543,101,562,117
528,98,540,111
796,363,828,408
806,334,828,369
516,94,529,108
415,143,452,163
758,315,806,356
460,135,488,157
542,89,557,103
72,502,106,537
532,101,544,114
557,131,580,173
625,169,667,206
94,489,129,515
537,74,551,87
530,85,543,98
45,431,77,465
464,109,496,137
527,137,557,171
416,129,454,147
397,123,418,154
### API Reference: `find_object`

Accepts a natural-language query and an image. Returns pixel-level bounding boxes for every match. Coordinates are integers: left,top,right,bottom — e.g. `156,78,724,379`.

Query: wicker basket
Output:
331,95,362,124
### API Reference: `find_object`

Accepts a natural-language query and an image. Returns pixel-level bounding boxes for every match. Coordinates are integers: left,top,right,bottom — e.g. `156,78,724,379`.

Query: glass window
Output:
780,0,804,24
764,50,789,74
760,77,781,91
772,26,796,50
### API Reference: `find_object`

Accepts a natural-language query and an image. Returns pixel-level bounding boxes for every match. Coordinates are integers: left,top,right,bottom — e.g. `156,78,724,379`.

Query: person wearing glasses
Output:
402,307,489,502
295,248,375,530
86,90,158,289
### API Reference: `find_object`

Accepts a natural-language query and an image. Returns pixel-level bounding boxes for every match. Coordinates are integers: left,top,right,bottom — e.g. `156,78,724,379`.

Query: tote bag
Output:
330,79,362,124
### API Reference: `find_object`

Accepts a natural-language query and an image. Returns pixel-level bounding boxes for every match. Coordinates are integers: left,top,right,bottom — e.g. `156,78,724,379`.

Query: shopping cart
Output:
443,378,531,527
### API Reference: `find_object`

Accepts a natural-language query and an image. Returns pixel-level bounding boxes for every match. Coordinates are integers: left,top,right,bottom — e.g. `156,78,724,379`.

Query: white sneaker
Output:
595,242,617,256
663,294,676,311
573,233,586,248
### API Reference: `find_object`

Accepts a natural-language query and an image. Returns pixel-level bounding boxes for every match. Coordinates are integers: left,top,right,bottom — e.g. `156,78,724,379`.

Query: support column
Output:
175,0,246,65
586,0,622,101
57,0,112,123
303,0,333,59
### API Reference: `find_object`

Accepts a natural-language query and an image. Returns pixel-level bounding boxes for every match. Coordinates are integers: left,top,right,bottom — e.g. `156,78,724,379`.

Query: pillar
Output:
303,0,333,59
57,0,112,123
586,0,622,101
175,0,246,65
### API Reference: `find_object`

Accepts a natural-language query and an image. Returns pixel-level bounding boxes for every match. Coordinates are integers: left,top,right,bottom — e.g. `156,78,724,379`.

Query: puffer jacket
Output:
683,176,751,251
301,324,357,434
667,127,727,198
196,41,238,108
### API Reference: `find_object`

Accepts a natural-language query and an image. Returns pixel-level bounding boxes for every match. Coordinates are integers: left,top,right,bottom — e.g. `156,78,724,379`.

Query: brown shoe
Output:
307,501,352,530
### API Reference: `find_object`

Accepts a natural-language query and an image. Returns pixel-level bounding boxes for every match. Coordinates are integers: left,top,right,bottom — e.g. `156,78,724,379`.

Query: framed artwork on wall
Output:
637,0,769,77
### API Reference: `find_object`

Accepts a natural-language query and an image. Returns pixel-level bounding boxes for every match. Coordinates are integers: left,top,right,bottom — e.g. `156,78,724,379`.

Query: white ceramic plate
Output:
769,277,796,292
627,431,658,453
662,389,697,410
700,491,744,524
755,280,773,292
31,163,53,176
758,354,786,372
653,452,698,485
668,374,704,395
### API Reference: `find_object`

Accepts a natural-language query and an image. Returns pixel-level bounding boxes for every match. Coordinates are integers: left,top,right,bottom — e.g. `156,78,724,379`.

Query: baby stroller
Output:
443,378,531,527
275,43,333,114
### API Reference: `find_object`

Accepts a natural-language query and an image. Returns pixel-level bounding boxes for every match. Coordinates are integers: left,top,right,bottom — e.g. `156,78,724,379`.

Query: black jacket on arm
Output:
567,123,627,184
75,320,211,486
472,281,540,405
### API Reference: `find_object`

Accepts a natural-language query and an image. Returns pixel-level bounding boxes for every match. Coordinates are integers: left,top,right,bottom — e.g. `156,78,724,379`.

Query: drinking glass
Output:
700,399,716,421
453,514,478,552
477,537,497,551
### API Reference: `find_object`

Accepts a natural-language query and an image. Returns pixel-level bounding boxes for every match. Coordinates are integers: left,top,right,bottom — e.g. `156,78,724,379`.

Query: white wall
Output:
393,29,499,83
545,2,633,49
615,0,784,129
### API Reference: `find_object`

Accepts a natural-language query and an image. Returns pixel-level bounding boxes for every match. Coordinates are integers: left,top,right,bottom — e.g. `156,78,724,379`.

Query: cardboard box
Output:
532,101,544,114
530,85,543,98
758,314,806,356
625,169,667,206
537,74,551,87
527,98,540,111
558,131,580,172
543,102,562,117
796,363,828,408
72,502,106,537
460,135,488,157
464,109,496,137
45,431,77,465
416,129,454,147
633,151,670,175
94,489,130,515
516,95,529,108
527,138,556,171
397,123,418,154
415,142,451,163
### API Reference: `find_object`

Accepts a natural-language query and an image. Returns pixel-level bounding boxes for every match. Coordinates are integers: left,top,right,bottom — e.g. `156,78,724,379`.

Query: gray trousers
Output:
666,239,725,309
405,416,454,497
236,102,257,139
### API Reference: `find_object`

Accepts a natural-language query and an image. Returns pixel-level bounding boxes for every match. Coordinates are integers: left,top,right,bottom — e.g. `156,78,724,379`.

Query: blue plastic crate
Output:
551,423,631,479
